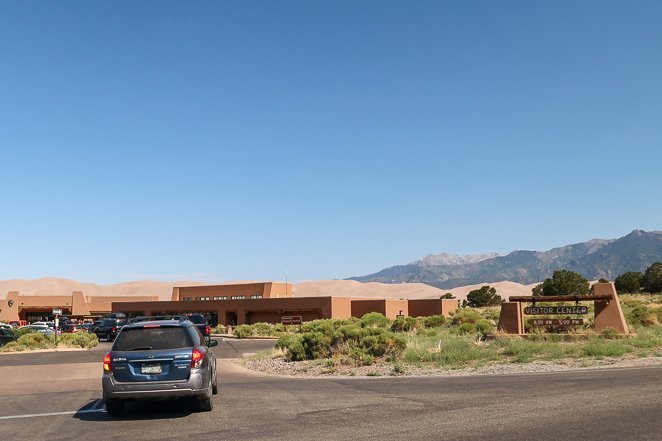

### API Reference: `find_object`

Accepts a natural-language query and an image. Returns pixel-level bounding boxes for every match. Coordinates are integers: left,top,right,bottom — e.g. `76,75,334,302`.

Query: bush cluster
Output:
59,332,98,349
624,301,660,328
276,315,407,366
0,331,98,352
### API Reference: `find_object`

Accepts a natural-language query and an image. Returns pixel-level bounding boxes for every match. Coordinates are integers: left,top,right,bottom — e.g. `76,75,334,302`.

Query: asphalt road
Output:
1,340,661,441
0,338,277,366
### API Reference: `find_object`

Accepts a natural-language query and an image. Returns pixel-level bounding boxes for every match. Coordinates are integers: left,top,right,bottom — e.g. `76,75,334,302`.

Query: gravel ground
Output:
242,355,662,378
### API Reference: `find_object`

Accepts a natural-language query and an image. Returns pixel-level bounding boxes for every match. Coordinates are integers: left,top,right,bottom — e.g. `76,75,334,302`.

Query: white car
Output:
0,323,12,331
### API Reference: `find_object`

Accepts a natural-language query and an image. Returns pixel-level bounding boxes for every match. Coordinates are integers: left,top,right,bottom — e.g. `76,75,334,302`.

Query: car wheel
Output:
212,371,218,395
197,382,213,412
105,399,124,416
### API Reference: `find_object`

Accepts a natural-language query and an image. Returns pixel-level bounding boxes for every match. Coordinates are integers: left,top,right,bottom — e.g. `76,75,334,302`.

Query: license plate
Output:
141,364,162,374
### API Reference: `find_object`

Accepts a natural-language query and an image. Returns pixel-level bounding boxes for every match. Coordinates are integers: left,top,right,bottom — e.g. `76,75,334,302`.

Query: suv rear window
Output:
113,326,194,351
100,319,116,327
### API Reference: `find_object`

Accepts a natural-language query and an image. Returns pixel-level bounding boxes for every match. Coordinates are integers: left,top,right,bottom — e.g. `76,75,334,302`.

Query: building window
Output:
213,296,228,300
183,297,193,301
199,297,210,301
250,295,262,299
230,295,246,300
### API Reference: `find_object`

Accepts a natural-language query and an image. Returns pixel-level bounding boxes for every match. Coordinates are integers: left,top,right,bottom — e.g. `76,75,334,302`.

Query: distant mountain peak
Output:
411,252,501,267
349,229,662,289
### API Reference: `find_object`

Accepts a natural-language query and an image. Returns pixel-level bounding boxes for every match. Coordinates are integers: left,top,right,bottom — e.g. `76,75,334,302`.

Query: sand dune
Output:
0,277,539,302
0,278,205,301
293,280,538,301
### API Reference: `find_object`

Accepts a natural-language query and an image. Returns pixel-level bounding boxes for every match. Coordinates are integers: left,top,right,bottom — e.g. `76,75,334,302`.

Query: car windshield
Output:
100,319,115,326
113,327,194,351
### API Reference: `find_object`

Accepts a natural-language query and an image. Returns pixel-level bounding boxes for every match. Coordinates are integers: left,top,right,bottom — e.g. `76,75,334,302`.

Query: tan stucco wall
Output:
385,300,409,319
350,300,386,318
172,283,293,301
113,297,334,325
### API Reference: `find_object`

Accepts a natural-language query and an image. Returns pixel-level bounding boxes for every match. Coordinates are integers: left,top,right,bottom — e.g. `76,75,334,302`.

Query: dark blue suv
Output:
102,317,218,416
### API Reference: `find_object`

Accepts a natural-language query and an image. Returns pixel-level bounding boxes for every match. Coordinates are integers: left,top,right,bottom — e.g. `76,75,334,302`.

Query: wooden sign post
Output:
497,282,628,335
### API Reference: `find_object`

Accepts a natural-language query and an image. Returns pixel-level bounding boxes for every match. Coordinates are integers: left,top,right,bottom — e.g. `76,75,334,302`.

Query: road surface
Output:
1,340,660,440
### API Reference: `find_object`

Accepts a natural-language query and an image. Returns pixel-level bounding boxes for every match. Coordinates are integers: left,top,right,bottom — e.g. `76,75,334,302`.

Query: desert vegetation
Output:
0,331,98,352
239,292,662,374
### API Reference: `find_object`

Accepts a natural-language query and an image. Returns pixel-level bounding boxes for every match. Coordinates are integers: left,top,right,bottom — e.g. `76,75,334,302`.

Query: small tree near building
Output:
641,262,662,293
466,285,502,307
532,269,590,296
441,293,456,299
614,271,642,294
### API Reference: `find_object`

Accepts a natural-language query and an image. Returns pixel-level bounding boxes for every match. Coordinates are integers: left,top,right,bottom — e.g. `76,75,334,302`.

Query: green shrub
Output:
346,347,374,366
358,313,391,329
334,324,361,343
625,302,659,328
17,332,52,349
302,320,335,337
391,316,418,332
214,324,227,334
276,334,306,361
0,342,26,352
252,323,276,336
475,319,495,337
301,332,331,359
59,332,98,349
417,328,440,337
599,327,622,339
456,323,476,334
450,309,483,326
233,325,254,339
422,315,446,328
480,308,501,321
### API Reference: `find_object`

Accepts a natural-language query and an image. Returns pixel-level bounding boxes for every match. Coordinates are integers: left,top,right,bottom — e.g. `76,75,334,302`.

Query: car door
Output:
0,329,15,346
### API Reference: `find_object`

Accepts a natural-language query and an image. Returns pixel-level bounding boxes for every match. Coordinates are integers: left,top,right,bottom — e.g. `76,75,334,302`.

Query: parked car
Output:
92,320,102,333
0,323,13,331
61,324,86,333
19,325,55,335
0,328,17,346
80,323,96,333
102,316,218,416
95,317,127,342
187,314,211,340
9,320,27,328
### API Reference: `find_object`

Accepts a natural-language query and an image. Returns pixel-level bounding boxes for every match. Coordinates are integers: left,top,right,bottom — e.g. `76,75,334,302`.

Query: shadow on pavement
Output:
74,398,195,422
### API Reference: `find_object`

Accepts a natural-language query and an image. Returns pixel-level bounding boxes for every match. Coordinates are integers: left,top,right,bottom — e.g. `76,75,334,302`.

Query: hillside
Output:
349,229,662,289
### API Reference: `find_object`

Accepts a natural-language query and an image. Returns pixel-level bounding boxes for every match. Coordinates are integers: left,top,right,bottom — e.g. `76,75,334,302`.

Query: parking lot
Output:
1,340,661,441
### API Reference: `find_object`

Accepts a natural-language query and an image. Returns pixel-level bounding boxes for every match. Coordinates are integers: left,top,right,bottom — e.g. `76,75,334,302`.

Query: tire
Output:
105,399,124,416
196,382,214,412
212,370,218,395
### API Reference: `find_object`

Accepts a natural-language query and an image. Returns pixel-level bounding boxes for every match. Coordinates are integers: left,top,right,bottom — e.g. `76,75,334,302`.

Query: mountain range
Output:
349,230,662,289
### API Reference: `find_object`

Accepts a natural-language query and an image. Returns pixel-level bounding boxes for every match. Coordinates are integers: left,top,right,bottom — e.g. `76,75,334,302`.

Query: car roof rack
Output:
128,315,190,324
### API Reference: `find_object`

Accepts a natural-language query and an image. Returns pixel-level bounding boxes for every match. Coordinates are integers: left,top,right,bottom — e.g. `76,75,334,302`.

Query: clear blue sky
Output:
1,1,661,284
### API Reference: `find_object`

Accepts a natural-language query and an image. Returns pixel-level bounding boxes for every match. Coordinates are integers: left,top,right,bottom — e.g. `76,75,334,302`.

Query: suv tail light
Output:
205,325,210,336
191,347,205,368
103,353,112,372
112,327,117,333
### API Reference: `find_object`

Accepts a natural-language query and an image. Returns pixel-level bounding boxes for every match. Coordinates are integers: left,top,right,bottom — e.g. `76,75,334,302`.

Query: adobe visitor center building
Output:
0,281,459,326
